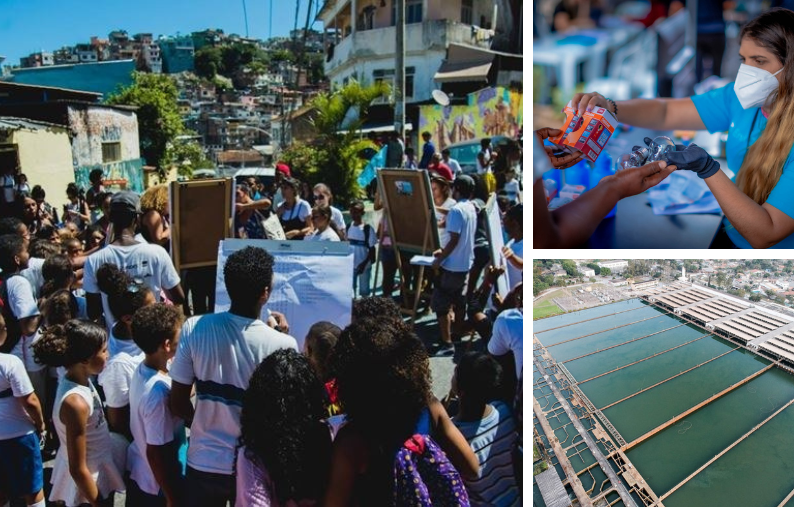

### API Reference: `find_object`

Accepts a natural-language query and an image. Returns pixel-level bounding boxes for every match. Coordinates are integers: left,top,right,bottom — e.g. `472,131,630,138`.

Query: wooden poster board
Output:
377,169,440,255
484,194,509,298
170,178,233,271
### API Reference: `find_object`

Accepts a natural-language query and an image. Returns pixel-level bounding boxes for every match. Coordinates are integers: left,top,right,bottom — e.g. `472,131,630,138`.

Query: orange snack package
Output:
549,101,618,163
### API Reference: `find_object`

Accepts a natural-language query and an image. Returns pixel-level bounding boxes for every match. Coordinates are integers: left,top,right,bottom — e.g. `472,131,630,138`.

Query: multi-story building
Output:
53,47,80,65
192,29,226,50
317,0,518,103
598,260,629,272
75,44,99,63
19,51,54,68
159,35,195,74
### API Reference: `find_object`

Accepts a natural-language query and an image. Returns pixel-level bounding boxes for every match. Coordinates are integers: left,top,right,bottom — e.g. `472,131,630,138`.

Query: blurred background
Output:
532,0,790,129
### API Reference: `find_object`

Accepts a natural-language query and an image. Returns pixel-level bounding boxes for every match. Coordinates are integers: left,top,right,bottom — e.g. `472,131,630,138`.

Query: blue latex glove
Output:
665,143,721,179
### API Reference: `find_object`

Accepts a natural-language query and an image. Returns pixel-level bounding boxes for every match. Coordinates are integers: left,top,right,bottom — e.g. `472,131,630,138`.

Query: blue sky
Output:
0,0,322,66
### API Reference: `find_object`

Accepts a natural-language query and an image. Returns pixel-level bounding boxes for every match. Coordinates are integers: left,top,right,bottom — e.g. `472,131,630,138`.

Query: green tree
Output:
716,272,727,289
589,277,596,283
194,46,222,79
561,260,578,277
169,139,214,177
586,262,601,275
282,80,390,205
750,294,762,302
600,267,611,276
107,72,185,175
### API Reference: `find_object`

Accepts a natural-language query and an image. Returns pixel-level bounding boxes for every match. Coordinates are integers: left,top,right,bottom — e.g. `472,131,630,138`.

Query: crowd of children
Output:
0,152,523,506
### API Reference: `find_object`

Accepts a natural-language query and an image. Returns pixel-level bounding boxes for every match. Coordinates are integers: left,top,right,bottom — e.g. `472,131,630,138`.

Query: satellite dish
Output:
432,89,450,106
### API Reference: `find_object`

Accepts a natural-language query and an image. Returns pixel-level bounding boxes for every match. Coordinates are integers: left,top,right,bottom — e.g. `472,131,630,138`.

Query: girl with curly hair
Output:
33,320,126,506
324,319,479,506
139,185,170,249
236,349,331,506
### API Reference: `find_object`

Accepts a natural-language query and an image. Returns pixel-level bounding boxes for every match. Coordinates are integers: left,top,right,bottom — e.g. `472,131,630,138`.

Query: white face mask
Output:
734,63,783,109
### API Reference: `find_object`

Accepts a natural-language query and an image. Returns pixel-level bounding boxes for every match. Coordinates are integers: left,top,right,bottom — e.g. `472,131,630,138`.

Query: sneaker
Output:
437,343,455,357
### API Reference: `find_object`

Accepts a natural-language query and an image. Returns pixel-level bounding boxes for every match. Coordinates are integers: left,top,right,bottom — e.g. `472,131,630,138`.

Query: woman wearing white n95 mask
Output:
572,8,794,249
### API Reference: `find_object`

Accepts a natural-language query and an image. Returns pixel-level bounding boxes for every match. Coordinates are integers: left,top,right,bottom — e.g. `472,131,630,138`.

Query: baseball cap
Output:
454,175,475,195
110,191,141,216
429,164,454,184
276,163,291,177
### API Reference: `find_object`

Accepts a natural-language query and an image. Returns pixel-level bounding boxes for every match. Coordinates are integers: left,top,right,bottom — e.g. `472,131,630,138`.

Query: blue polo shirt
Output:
691,83,794,248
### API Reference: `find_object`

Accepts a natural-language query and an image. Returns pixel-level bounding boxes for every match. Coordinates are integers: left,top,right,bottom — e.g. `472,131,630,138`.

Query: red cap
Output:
276,163,291,177
429,163,454,184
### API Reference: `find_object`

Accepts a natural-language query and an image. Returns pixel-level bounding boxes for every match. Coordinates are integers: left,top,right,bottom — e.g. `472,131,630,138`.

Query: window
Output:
102,142,122,163
407,0,422,24
406,66,415,98
461,0,473,24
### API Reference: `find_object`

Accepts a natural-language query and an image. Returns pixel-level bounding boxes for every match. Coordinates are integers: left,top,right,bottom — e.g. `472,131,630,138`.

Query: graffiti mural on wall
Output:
74,158,145,194
418,87,523,151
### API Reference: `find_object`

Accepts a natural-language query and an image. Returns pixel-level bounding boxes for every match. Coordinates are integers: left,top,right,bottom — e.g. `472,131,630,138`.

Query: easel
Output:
376,169,439,325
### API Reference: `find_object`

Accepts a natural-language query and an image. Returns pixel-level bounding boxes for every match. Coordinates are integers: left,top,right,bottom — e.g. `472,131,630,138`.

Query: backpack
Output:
392,434,470,506
347,223,376,264
0,274,23,354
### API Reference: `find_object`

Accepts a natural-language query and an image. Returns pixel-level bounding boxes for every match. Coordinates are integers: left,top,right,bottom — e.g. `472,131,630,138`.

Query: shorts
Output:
0,432,44,496
472,245,490,273
185,466,235,507
431,269,468,315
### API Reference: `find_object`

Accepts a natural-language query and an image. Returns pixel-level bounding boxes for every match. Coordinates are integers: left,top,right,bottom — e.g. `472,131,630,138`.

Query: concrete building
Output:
598,260,629,272
159,35,195,74
0,82,145,194
317,0,504,104
20,51,54,68
581,268,596,278
0,117,74,210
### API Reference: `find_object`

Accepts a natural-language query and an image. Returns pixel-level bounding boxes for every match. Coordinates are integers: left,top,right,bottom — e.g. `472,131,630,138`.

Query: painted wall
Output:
68,106,140,167
9,60,136,98
418,86,523,150
11,127,75,211
427,0,462,21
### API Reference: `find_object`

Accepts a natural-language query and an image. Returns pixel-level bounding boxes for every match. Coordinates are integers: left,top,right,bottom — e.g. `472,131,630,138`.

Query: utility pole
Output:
394,0,405,140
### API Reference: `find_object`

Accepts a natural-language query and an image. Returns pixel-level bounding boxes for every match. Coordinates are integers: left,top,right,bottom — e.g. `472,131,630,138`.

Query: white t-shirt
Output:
6,275,40,368
347,222,376,268
108,327,143,358
21,257,45,300
505,239,523,291
503,180,520,203
276,199,311,223
98,351,144,408
488,308,523,377
306,227,340,242
445,158,463,178
441,199,477,273
0,353,36,440
128,362,186,495
82,242,181,326
330,206,345,233
169,312,298,475
476,148,492,174
11,328,45,373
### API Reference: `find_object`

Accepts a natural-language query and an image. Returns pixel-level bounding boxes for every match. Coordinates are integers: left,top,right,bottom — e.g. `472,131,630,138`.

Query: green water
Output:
565,324,706,381
548,313,686,363
536,305,665,346
604,347,768,443
580,335,735,409
533,298,648,333
663,401,794,507
537,298,794,507
627,368,794,497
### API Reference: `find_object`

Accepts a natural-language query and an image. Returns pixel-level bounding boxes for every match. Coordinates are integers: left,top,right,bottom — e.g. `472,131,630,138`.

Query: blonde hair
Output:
140,185,169,215
735,9,794,204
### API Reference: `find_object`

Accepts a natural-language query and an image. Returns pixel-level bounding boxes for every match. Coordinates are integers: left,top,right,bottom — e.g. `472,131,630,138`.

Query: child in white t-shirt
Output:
346,201,376,297
502,169,521,204
95,263,156,440
306,205,341,242
128,303,187,506
0,312,46,507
